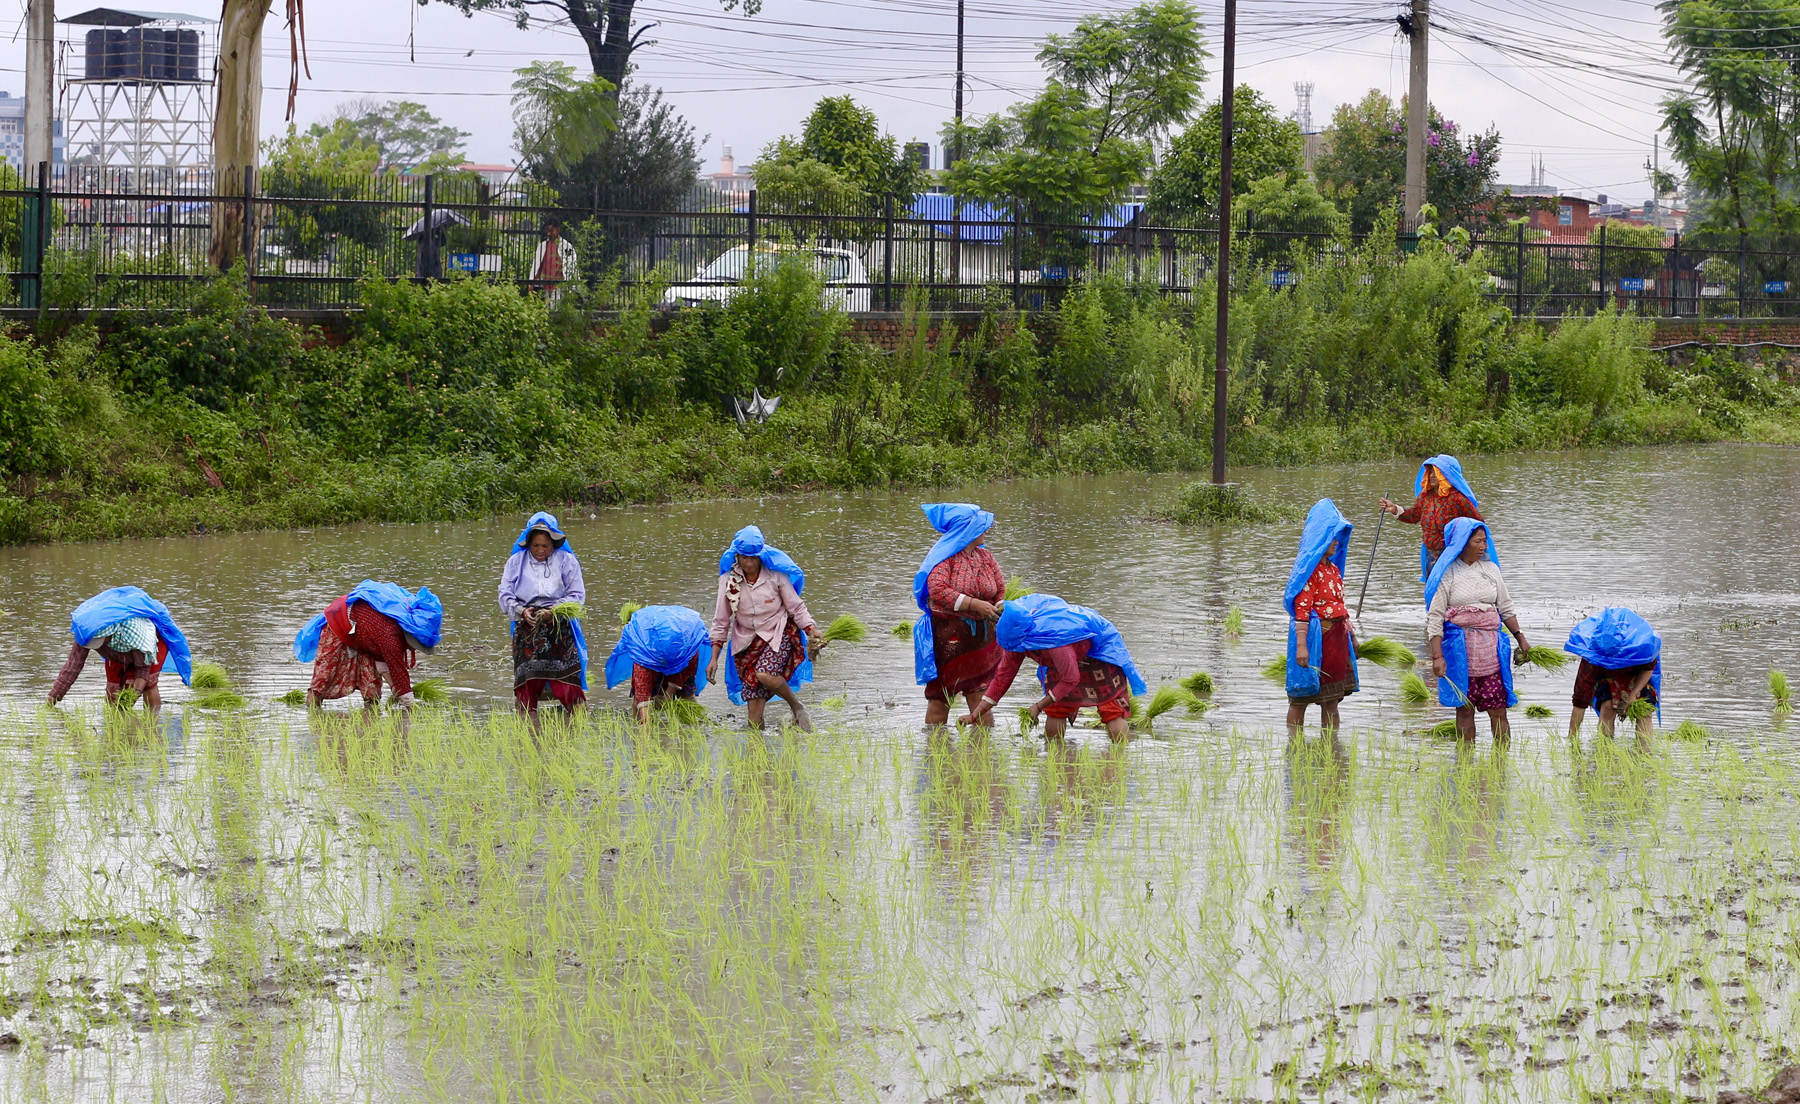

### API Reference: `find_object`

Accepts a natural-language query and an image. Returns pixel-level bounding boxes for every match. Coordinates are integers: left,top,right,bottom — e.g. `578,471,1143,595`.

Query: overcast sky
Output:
5,0,1679,202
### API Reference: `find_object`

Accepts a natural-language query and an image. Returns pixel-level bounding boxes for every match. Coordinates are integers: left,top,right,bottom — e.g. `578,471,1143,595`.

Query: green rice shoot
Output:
1186,695,1209,715
822,693,848,708
1520,645,1569,672
1771,669,1792,713
1224,606,1243,636
411,678,450,705
1426,719,1461,739
548,601,587,624
191,688,246,710
189,663,231,691
112,687,139,708
1016,706,1036,734
1399,672,1431,704
821,615,868,646
1622,697,1655,721
1180,671,1214,698
1671,719,1710,741
890,620,912,638
1354,636,1417,670
611,601,635,625
656,697,709,725
1003,576,1034,601
1261,656,1287,681
1524,703,1553,719
273,688,307,706
1138,685,1198,725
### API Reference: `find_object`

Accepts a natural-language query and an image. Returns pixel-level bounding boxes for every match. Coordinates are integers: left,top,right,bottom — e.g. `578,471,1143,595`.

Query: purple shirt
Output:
498,547,586,619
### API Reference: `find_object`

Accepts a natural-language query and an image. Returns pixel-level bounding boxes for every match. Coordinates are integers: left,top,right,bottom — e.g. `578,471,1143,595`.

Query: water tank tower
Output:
58,7,215,180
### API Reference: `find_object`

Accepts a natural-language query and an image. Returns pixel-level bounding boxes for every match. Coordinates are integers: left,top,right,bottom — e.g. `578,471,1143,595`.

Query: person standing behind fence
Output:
532,221,578,305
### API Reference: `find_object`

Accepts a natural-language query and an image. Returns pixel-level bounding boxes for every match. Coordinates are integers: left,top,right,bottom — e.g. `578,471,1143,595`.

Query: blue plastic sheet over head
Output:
1423,519,1500,609
1566,607,1662,720
1283,500,1356,698
292,580,445,663
1415,454,1480,580
604,605,711,695
717,526,811,703
994,593,1146,695
911,503,995,685
69,586,194,687
511,510,569,553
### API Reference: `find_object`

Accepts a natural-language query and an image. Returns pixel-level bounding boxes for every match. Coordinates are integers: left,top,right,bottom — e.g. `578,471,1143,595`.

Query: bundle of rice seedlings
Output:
190,663,231,691
1261,656,1288,681
1180,671,1214,698
411,678,449,705
890,620,913,638
1524,704,1553,719
274,689,307,706
1622,697,1655,722
192,688,246,709
1138,685,1199,726
1399,673,1431,704
1772,669,1793,714
1186,695,1209,715
1224,607,1243,636
549,601,587,624
1004,577,1034,601
658,698,709,725
1519,646,1569,673
1355,637,1417,670
822,693,848,708
113,688,139,708
1426,719,1461,739
1671,719,1710,742
1017,707,1037,734
821,615,868,646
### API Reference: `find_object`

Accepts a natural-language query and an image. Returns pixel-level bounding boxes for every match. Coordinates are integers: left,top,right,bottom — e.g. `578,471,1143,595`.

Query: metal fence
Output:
3,168,1799,318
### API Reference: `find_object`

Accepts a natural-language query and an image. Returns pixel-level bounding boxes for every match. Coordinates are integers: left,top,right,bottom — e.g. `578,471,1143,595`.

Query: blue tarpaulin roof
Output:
907,194,1143,242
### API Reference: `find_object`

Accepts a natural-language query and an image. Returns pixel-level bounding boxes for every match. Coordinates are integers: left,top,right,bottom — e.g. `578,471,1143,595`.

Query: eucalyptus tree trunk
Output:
210,0,272,270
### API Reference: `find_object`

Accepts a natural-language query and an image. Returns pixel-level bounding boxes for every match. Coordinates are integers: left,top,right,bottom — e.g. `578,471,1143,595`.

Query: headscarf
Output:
1283,500,1356,698
293,581,445,662
994,593,1147,695
503,512,587,687
604,605,710,695
1415,455,1481,580
70,586,194,687
717,525,811,703
1566,607,1662,721
911,503,995,685
1423,518,1500,610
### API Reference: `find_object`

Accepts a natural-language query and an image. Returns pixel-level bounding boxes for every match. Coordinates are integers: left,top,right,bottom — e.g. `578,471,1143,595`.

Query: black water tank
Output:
123,28,166,80
84,28,106,80
103,29,126,79
174,29,199,81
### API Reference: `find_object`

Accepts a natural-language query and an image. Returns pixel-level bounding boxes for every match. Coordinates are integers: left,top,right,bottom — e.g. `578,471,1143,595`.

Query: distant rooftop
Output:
60,7,216,25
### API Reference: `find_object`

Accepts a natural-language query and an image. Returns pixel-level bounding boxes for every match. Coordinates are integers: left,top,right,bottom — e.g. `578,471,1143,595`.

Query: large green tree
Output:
942,0,1204,257
1147,85,1302,222
260,124,386,259
318,99,468,173
1313,90,1501,231
757,97,924,203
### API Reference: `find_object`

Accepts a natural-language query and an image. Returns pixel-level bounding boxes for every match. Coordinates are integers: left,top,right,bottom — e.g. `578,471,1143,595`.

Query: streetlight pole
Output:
1210,0,1236,485
1403,0,1429,227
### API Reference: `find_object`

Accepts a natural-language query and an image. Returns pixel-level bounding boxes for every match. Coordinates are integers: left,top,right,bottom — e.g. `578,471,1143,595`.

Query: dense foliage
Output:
1147,87,1303,223
1314,90,1502,232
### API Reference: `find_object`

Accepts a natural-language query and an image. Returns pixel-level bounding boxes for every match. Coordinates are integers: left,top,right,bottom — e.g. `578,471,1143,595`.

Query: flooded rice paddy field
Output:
1,443,1799,1101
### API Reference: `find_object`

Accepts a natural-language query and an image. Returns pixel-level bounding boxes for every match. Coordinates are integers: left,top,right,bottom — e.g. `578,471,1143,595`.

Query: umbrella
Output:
731,388,780,426
403,209,471,240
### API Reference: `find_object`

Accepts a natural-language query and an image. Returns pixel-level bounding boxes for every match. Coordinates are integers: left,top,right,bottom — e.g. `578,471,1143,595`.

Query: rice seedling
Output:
1181,670,1214,697
1261,656,1287,681
1224,606,1243,636
890,620,912,638
1004,576,1033,601
189,662,231,690
821,614,868,646
1354,636,1417,670
609,601,634,625
1399,672,1431,703
822,693,848,708
1425,719,1461,739
550,600,588,623
1519,645,1569,673
273,688,307,706
1137,684,1199,727
1622,697,1655,721
1524,704,1553,719
1016,706,1037,733
411,678,449,705
1771,669,1792,713
190,687,246,709
1671,719,1710,741
656,697,710,725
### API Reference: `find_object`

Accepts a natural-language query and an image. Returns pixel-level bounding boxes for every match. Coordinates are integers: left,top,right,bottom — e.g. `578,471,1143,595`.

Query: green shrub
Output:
0,340,60,474
104,275,303,404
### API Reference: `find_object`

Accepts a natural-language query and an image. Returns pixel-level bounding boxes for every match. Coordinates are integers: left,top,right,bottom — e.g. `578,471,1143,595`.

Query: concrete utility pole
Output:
24,0,55,173
1403,0,1428,227
1211,0,1236,485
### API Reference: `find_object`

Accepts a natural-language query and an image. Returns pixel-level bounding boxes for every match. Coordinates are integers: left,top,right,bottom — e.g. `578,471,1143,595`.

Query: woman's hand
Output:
705,647,721,687
1432,655,1447,680
519,607,537,626
964,598,999,622
958,698,995,728
1512,634,1531,666
805,625,823,652
1379,497,1401,516
1295,643,1310,669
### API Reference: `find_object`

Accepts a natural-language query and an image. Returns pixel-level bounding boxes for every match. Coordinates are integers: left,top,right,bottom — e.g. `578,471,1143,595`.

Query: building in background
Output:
0,93,67,173
705,147,753,201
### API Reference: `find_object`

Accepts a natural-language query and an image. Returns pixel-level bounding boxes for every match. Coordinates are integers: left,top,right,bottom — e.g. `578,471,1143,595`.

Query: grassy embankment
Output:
3,223,1796,543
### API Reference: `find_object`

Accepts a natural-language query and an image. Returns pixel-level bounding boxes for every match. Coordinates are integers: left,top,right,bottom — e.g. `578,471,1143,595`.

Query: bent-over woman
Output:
912,502,1005,727
1380,454,1484,580
1285,500,1360,737
959,593,1147,742
605,605,711,724
498,511,588,715
1426,518,1532,741
1565,607,1661,739
295,581,444,711
707,525,819,732
48,586,194,711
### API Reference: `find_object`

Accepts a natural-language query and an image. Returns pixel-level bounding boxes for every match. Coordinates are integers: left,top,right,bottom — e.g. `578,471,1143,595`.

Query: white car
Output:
664,244,872,312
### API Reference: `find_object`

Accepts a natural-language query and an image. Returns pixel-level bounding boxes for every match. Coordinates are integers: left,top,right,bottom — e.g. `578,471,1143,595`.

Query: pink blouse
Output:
710,568,816,654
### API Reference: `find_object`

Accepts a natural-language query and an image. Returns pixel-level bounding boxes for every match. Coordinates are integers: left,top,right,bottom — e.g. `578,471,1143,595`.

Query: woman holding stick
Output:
1380,455,1484,580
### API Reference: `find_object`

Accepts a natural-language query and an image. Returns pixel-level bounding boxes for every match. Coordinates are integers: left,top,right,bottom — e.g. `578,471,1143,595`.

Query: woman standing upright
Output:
498,512,588,715
959,593,1146,743
1426,518,1532,741
707,525,819,732
295,581,444,712
1284,500,1360,738
912,503,1006,728
1380,454,1484,580
48,586,194,712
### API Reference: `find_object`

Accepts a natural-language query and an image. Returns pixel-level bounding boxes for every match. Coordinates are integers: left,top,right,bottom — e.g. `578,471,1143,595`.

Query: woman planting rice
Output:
498,512,588,715
707,525,819,732
1285,500,1360,738
1380,454,1485,580
1426,518,1532,741
294,581,444,711
1565,607,1661,739
605,605,711,724
958,593,1147,743
48,586,194,711
912,503,1006,728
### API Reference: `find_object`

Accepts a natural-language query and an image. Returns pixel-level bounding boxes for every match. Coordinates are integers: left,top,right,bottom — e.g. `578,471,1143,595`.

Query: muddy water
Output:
1,443,1795,735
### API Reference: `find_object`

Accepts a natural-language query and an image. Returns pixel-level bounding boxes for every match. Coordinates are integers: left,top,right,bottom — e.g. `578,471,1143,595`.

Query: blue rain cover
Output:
292,580,446,663
511,510,568,554
717,526,811,704
994,593,1147,695
1415,454,1480,581
604,605,711,696
69,586,194,687
1283,499,1356,698
1566,607,1662,720
1423,518,1500,610
504,514,587,688
911,503,995,685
